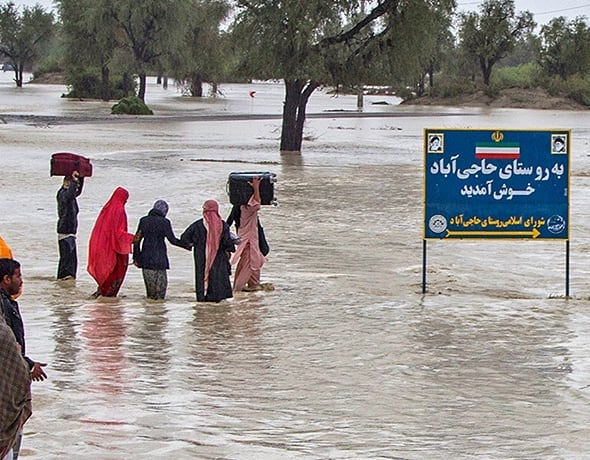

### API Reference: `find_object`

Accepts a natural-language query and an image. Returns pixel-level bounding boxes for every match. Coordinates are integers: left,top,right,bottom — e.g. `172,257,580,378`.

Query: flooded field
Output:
2,73,590,459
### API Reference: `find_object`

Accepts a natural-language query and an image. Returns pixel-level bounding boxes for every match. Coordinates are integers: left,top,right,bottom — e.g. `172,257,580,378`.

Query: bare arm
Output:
249,176,261,204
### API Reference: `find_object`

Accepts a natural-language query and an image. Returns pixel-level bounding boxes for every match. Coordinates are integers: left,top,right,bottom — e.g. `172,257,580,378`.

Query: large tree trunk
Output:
13,65,23,88
138,72,147,101
480,58,493,86
122,72,132,97
280,79,320,154
101,64,111,101
190,75,203,97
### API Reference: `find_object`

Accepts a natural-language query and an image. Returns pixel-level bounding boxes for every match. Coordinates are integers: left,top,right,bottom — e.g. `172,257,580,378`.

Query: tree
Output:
232,0,457,153
0,2,54,87
57,0,121,100
537,16,590,80
110,0,192,101
373,2,456,96
169,0,230,97
459,0,534,86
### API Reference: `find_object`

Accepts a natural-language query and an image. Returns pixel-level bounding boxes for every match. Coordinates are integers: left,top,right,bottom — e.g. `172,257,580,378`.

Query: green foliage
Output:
169,0,231,96
395,86,416,101
111,96,154,115
63,70,101,98
459,0,535,85
491,62,542,88
483,83,500,98
0,3,55,86
33,54,63,76
537,16,590,80
546,75,590,106
430,78,478,98
62,68,133,99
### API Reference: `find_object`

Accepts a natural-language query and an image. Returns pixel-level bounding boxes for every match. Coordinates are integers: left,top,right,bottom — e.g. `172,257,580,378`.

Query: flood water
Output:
3,73,590,459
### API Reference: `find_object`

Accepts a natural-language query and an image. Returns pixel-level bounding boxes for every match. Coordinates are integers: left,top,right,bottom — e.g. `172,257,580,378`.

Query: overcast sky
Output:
7,0,590,26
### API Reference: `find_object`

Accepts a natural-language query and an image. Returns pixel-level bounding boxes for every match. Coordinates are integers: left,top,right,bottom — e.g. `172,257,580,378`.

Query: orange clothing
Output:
0,236,13,259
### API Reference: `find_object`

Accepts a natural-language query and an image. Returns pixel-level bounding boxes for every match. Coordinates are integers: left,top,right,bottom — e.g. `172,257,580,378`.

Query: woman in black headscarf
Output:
133,200,188,299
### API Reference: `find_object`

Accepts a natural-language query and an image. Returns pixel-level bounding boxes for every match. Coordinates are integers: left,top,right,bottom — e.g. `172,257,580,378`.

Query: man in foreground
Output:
0,317,32,459
0,259,46,459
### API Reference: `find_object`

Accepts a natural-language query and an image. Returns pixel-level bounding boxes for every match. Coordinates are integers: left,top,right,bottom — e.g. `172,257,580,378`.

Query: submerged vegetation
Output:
111,96,153,115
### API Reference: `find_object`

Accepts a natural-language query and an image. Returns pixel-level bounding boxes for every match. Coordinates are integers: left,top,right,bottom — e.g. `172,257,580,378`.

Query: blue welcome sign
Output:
424,129,570,240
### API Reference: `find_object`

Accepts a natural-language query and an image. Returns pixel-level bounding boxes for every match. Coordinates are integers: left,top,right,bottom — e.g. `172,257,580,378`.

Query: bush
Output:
546,75,590,106
395,86,415,100
430,79,477,98
63,71,101,98
492,63,542,89
111,96,153,115
63,68,135,100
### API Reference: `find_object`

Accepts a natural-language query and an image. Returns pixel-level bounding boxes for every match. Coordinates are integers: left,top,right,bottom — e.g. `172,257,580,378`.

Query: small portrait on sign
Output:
428,133,444,153
551,134,567,154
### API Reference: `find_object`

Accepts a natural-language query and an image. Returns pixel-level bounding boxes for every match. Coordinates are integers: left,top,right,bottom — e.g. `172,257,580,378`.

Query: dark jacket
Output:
0,288,33,369
180,219,235,302
57,177,83,235
133,209,186,270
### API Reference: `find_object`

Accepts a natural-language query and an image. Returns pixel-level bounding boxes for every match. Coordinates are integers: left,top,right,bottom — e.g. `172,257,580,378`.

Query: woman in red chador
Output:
87,187,134,297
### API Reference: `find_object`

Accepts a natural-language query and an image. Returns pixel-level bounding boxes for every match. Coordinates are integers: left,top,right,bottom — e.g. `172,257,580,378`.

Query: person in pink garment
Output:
231,177,266,292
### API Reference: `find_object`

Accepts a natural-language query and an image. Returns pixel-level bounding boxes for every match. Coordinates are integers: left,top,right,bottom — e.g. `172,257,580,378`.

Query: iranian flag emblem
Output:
475,143,520,159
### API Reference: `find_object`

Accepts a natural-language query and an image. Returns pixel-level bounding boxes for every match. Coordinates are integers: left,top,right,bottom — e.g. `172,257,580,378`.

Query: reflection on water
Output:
82,301,128,395
4,76,590,458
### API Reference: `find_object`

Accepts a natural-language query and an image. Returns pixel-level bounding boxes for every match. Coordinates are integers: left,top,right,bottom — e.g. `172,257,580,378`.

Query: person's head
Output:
62,176,72,188
153,199,169,217
0,258,22,296
554,137,565,150
430,136,440,149
111,187,129,205
203,199,219,214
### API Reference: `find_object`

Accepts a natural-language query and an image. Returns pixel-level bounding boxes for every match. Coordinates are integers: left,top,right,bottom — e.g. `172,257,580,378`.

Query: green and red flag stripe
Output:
475,143,520,159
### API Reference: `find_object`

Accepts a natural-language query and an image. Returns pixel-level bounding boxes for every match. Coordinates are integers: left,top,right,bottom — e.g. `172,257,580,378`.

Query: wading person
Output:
180,199,235,302
87,187,134,297
230,177,267,292
56,171,84,280
133,200,188,300
0,317,31,460
0,258,46,459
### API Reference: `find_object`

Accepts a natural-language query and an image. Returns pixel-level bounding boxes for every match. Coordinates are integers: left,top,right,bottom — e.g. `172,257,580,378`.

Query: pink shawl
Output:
203,200,223,292
87,187,134,285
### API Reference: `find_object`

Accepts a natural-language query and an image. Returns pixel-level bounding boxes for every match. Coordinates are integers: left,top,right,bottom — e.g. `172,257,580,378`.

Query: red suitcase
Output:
50,152,93,177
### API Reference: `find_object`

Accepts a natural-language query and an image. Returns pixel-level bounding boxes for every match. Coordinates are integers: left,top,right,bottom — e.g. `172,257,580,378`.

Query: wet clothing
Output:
56,178,83,235
97,253,129,297
133,207,185,299
181,219,235,302
57,236,77,280
133,209,185,270
56,178,83,279
231,196,265,292
141,269,167,300
0,289,33,370
0,317,31,459
87,187,134,297
227,205,270,256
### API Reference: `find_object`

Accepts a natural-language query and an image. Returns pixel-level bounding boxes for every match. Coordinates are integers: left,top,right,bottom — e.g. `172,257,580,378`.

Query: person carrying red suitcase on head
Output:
56,170,84,281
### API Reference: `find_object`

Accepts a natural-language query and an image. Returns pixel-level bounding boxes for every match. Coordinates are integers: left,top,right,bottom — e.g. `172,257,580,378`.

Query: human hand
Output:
248,176,261,188
72,170,80,180
31,361,48,381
